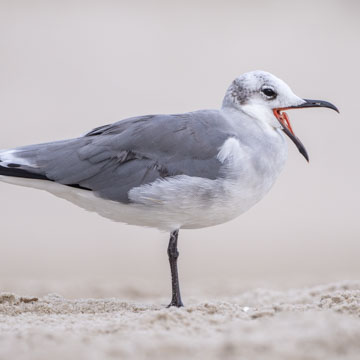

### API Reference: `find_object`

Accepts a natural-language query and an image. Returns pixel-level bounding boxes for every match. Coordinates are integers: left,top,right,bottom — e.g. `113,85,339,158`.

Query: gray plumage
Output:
2,110,235,203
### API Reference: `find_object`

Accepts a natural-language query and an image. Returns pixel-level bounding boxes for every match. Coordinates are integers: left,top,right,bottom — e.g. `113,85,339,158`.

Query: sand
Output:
1,281,360,360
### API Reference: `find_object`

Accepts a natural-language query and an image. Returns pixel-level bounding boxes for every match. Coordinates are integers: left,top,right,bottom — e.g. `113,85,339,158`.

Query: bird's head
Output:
222,70,339,161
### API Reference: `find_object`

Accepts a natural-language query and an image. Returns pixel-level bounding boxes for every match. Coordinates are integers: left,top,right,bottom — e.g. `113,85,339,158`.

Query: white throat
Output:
240,103,281,130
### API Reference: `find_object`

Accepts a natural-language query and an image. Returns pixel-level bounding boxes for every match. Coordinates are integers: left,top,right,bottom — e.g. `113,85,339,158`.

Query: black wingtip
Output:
0,165,93,192
0,165,50,180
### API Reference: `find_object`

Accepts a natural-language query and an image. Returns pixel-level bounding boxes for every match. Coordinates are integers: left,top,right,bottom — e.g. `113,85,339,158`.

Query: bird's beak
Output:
273,99,339,162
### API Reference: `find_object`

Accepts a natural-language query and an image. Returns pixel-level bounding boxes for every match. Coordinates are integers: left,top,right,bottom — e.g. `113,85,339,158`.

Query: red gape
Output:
281,112,295,136
273,109,295,136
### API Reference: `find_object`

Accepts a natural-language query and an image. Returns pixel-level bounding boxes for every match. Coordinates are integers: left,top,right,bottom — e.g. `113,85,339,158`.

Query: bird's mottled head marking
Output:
227,71,274,105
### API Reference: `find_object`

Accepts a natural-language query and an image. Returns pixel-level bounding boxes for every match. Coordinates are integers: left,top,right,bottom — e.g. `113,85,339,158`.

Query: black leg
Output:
167,229,184,307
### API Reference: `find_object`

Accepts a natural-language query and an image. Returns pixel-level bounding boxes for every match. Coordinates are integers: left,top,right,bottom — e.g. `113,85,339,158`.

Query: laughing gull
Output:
0,71,338,307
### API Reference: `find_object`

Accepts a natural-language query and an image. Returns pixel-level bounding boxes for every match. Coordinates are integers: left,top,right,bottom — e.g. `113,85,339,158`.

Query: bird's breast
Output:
190,132,288,227
128,132,287,230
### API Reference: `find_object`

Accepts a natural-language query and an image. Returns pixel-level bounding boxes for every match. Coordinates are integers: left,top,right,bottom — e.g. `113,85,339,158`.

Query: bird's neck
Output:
222,102,280,132
221,105,288,176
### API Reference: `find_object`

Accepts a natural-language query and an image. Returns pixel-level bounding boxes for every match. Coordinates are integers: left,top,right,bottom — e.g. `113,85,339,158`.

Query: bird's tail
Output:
0,145,50,181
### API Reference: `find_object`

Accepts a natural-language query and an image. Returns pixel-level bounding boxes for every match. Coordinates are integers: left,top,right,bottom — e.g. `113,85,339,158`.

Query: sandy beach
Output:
1,281,360,360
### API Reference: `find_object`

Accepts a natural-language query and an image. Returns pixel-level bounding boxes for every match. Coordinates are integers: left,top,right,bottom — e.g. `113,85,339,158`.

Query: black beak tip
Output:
302,99,340,114
328,103,340,114
300,147,309,162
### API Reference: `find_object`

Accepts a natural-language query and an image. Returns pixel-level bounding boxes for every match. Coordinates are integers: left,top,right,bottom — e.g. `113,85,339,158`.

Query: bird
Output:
0,70,338,307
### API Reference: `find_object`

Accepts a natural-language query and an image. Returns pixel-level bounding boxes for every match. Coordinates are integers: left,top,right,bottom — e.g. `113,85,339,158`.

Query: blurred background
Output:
0,0,359,300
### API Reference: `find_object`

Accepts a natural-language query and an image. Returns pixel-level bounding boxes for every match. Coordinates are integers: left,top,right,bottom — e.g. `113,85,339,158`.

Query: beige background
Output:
0,0,359,298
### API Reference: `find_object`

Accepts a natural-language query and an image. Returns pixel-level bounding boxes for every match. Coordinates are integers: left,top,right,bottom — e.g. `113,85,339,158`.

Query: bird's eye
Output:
261,88,277,98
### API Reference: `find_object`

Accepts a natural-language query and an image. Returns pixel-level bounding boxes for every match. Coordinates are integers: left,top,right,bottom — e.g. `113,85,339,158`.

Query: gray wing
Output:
2,110,234,203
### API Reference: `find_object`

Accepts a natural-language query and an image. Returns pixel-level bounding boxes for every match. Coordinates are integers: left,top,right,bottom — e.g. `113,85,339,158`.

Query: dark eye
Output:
261,88,277,98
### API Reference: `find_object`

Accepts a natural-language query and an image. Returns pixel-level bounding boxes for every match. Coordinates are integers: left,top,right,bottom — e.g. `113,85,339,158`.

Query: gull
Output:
0,71,338,307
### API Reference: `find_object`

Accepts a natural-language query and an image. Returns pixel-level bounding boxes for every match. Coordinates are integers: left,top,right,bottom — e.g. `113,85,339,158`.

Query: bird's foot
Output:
167,298,184,308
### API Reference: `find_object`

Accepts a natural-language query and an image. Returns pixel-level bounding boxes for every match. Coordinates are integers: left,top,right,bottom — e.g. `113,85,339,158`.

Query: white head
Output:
222,70,304,128
222,70,339,161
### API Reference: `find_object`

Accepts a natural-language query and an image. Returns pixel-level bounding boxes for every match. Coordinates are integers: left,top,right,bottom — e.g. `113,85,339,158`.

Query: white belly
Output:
0,172,279,232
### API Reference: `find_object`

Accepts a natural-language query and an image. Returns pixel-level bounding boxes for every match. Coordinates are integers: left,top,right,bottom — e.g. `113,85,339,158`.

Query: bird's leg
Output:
167,229,184,307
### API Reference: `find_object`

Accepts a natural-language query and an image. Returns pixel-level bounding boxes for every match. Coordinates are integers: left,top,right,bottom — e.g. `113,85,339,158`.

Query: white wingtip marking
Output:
0,149,36,167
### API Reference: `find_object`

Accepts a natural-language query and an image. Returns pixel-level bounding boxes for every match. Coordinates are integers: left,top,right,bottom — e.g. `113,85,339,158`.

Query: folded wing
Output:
0,111,233,203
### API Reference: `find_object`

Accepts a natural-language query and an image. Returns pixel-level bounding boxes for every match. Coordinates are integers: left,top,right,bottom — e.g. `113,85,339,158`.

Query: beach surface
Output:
1,281,360,360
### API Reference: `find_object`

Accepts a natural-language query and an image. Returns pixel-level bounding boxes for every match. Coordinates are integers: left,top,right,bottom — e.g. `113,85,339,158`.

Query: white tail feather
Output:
0,149,37,168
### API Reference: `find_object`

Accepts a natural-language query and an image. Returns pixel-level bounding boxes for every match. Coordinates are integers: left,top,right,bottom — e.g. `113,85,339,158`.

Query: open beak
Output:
273,99,339,162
